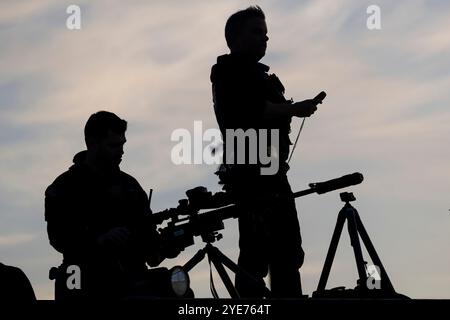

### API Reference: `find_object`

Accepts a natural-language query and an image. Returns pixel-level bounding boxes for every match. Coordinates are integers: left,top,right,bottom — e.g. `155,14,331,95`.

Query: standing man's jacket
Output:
211,53,293,180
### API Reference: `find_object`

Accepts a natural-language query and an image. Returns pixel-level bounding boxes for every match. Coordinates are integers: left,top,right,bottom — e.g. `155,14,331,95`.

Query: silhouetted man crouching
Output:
45,111,177,300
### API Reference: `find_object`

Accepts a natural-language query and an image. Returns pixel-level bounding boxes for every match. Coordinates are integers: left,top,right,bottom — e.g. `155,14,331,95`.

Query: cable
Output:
287,118,306,164
287,91,326,163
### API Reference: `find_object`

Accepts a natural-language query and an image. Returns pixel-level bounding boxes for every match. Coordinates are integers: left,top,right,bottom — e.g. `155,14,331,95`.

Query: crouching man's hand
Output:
145,240,184,267
162,242,184,259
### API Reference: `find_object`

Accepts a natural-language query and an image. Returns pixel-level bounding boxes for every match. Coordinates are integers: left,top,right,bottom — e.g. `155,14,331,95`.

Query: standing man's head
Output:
225,6,268,61
84,111,127,169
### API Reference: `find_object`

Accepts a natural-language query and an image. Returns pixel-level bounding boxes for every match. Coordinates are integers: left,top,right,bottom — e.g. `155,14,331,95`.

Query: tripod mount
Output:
313,192,403,298
182,231,271,299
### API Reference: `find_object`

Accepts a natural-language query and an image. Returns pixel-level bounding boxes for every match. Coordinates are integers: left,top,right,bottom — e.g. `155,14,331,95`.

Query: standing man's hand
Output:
292,100,319,117
265,92,326,118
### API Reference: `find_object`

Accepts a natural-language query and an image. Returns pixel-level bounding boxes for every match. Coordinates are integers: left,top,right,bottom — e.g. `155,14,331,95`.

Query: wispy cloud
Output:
0,233,36,246
1,0,449,299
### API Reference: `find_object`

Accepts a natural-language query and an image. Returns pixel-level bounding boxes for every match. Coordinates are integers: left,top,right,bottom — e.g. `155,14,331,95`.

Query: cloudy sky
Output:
1,0,449,299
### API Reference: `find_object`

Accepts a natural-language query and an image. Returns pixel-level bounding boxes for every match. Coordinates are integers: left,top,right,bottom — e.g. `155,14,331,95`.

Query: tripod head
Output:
340,192,356,203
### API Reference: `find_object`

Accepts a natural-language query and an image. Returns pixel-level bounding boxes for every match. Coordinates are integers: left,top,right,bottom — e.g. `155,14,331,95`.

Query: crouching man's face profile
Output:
89,130,126,169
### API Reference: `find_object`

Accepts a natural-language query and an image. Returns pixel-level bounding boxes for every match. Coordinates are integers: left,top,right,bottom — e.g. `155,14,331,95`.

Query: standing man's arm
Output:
264,100,318,118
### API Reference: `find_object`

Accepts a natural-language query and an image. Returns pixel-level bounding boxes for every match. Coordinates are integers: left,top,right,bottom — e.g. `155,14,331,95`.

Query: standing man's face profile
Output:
233,17,268,61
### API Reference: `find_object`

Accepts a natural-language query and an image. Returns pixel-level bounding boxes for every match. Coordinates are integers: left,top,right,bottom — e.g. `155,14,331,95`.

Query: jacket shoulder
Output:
118,171,146,193
45,168,80,198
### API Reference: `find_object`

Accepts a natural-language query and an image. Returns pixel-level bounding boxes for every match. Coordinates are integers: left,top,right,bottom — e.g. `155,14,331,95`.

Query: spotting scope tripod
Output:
312,191,406,298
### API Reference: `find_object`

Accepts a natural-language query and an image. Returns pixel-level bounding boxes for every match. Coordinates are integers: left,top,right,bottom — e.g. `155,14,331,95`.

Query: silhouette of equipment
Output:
153,172,367,298
313,91,327,104
153,187,269,298
313,191,408,299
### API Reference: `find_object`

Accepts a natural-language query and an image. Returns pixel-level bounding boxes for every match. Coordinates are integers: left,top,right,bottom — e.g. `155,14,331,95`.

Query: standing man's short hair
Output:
84,111,127,145
225,5,266,50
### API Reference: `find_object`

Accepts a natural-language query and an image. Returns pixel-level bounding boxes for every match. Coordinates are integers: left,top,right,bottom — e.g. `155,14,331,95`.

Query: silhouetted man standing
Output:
45,111,173,300
211,6,324,298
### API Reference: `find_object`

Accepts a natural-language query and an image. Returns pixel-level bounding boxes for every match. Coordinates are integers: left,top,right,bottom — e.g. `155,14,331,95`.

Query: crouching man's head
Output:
84,111,128,171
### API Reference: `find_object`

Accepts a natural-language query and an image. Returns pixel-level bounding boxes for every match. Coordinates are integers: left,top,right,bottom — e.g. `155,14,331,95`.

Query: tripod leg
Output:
183,247,207,272
207,247,240,298
316,207,347,292
345,205,368,287
210,246,271,297
354,212,395,292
